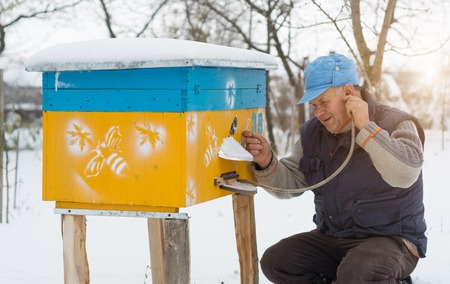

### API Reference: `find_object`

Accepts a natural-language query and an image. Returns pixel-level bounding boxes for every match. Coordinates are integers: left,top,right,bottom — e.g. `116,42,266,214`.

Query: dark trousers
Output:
260,229,419,284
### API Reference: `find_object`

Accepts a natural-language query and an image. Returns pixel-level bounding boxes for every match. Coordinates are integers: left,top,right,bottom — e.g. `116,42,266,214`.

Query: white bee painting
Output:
226,80,236,109
186,113,197,143
84,126,129,178
186,179,197,206
204,122,219,167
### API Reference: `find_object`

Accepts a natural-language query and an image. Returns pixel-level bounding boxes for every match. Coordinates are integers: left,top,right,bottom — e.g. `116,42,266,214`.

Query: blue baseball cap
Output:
298,54,359,104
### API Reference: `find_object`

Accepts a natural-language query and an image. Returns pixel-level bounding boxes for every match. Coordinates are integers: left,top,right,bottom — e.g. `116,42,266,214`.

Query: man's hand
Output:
343,94,370,130
242,130,273,169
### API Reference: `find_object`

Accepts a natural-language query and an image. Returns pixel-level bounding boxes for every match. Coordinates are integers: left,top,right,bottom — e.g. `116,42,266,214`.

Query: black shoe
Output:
400,276,413,284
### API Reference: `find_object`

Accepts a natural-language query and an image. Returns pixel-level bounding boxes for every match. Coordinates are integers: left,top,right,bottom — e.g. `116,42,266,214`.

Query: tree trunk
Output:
0,70,4,223
5,145,9,223
351,0,397,97
13,133,19,208
265,72,278,153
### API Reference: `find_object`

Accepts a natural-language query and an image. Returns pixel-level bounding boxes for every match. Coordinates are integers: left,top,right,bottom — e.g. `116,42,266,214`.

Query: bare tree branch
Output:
349,0,371,67
389,36,450,56
372,0,397,85
3,0,84,28
0,25,5,55
310,0,373,88
0,0,84,55
136,0,169,37
98,0,116,38
200,0,265,52
312,0,398,93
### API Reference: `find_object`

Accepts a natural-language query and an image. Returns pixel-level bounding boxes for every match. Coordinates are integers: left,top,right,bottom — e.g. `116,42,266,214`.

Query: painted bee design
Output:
84,126,129,178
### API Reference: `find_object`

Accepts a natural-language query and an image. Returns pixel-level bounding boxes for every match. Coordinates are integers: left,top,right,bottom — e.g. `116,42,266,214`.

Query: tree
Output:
312,0,450,100
0,0,83,56
167,0,309,152
95,0,170,38
310,0,396,96
89,0,309,152
0,0,83,223
0,70,3,223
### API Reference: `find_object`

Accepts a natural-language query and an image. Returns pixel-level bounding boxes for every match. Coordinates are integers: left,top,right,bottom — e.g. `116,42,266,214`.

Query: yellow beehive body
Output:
26,39,276,212
44,109,264,212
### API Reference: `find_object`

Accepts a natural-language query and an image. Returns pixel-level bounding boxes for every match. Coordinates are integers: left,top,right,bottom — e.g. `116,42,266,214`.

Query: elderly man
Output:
242,53,426,283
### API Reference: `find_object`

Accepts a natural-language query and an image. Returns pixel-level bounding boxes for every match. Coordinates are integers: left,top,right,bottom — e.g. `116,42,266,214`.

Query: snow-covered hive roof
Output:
25,38,278,72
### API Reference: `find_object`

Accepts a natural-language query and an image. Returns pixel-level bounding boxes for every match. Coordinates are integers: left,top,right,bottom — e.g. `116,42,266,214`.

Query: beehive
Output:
26,38,277,213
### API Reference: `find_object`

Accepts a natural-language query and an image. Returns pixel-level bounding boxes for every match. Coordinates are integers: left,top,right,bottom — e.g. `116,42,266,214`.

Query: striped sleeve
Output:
355,120,423,188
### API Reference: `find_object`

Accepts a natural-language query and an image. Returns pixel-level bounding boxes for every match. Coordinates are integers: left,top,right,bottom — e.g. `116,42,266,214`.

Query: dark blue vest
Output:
299,90,427,257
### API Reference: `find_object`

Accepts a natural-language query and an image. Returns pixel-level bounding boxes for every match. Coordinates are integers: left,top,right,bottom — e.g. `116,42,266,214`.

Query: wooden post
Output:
148,218,190,284
233,194,259,284
62,214,90,284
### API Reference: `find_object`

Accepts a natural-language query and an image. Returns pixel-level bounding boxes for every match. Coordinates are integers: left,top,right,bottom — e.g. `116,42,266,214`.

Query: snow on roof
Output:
25,38,278,72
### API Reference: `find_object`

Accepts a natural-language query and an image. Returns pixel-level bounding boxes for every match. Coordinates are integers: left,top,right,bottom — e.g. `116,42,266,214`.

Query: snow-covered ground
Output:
0,129,448,283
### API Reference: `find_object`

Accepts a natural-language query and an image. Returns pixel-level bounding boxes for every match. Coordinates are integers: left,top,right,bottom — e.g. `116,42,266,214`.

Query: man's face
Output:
309,86,350,133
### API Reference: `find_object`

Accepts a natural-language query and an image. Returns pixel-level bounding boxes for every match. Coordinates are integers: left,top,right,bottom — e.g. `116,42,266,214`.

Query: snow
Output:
4,38,448,283
24,38,278,72
0,129,448,283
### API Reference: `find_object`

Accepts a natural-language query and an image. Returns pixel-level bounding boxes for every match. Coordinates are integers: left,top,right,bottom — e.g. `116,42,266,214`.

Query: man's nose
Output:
314,106,325,117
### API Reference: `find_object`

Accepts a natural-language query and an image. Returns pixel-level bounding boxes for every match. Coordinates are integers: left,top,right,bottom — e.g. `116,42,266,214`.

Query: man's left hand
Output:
343,95,370,130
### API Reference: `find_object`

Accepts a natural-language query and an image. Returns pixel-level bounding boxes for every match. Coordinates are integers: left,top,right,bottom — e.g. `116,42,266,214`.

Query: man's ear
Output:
343,84,355,96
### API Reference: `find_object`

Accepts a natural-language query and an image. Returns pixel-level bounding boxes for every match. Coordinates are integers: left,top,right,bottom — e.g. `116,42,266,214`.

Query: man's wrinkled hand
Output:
242,130,273,169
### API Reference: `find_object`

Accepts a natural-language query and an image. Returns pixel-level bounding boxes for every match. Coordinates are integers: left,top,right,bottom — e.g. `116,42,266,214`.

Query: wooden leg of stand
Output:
233,194,259,284
148,218,190,284
61,214,90,284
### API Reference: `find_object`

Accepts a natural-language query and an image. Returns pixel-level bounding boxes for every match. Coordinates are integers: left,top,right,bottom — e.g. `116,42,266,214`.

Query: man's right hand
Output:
242,130,273,169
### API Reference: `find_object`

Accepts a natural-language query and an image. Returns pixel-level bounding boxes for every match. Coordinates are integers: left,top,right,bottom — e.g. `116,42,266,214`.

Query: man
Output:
242,53,426,283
